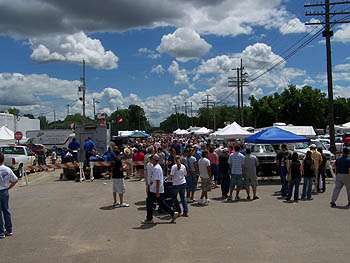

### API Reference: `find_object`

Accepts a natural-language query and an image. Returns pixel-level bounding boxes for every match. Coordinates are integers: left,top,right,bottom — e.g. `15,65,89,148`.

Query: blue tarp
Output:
129,131,150,138
245,127,309,144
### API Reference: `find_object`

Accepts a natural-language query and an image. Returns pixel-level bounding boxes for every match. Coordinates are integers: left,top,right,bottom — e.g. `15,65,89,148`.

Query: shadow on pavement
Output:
99,205,114,211
132,221,175,230
333,205,350,210
135,200,146,206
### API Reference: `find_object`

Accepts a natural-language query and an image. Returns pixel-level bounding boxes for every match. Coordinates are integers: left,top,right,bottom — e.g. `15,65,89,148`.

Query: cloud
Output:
168,61,189,85
157,28,212,62
151,65,165,75
30,31,119,70
279,18,308,34
0,0,300,38
137,48,161,59
334,24,350,43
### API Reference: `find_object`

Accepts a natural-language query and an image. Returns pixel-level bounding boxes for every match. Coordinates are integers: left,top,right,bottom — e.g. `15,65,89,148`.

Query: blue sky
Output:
0,0,349,126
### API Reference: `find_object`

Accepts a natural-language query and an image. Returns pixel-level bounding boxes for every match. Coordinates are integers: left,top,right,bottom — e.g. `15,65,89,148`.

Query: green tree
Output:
7,108,20,116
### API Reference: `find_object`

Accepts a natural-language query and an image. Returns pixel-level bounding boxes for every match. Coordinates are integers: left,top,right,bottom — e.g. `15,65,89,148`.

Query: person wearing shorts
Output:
243,148,259,200
112,151,129,208
198,150,211,205
228,144,245,201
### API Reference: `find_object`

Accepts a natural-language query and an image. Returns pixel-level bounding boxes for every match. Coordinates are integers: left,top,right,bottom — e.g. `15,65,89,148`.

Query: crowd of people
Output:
1,134,350,238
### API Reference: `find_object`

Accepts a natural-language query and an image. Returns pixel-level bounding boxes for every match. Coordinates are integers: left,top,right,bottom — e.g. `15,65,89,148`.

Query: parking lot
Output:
1,171,350,263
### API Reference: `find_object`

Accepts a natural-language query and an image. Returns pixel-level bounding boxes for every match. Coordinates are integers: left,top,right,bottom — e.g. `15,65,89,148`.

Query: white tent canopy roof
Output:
0,126,15,145
215,122,252,138
0,126,14,140
277,125,316,138
193,127,212,135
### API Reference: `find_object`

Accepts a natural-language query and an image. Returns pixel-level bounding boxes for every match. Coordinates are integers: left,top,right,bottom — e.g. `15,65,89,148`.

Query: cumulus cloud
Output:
157,28,212,62
334,24,350,43
0,0,300,38
279,18,308,34
168,61,189,85
151,65,166,75
30,31,119,70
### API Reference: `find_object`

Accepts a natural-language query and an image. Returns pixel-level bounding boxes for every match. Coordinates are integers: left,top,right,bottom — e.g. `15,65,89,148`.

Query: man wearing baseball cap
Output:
144,154,177,224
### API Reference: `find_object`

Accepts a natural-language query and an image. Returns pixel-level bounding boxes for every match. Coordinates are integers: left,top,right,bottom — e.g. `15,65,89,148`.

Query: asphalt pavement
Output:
1,172,349,263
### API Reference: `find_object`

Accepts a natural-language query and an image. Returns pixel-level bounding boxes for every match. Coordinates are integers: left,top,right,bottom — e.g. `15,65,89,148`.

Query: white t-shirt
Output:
170,164,187,186
149,164,164,193
0,165,18,190
198,157,211,178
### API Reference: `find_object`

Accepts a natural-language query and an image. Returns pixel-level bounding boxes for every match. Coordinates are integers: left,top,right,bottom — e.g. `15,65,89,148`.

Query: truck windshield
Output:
251,144,275,153
0,147,25,155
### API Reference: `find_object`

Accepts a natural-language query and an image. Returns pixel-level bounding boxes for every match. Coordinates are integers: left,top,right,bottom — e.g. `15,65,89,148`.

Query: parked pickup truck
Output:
245,143,277,177
0,145,36,176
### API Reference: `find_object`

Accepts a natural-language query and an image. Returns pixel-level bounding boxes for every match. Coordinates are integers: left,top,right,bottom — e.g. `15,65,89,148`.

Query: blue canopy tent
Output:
245,127,309,144
129,131,150,138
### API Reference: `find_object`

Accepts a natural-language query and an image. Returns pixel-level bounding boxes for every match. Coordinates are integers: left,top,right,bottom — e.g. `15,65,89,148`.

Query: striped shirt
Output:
228,152,245,175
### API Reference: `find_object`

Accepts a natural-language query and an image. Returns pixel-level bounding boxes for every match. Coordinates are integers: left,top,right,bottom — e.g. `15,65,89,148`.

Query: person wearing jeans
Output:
286,152,302,202
170,156,188,217
301,151,314,200
0,153,18,239
144,154,176,224
277,145,292,198
330,148,350,208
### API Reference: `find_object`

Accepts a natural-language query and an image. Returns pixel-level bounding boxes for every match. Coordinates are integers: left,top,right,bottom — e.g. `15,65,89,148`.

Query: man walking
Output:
198,150,212,205
0,153,18,239
227,144,245,201
144,155,177,224
243,148,259,200
112,152,129,208
330,148,350,208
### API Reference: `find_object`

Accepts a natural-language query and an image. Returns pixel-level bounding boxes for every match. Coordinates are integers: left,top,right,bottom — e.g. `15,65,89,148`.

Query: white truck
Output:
0,145,36,176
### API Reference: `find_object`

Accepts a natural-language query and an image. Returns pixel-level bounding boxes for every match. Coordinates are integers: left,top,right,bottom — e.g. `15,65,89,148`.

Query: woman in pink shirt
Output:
208,147,219,187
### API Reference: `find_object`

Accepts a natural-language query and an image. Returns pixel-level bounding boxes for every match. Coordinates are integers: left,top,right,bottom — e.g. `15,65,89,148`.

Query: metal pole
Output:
82,60,86,118
325,0,336,153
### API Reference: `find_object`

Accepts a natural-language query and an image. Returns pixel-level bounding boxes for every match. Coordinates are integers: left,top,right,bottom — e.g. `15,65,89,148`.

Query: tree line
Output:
6,85,350,133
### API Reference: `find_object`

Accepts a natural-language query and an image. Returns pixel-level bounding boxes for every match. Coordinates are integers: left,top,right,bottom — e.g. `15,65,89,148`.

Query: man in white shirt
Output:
0,153,18,239
198,150,211,205
170,156,188,217
144,154,176,224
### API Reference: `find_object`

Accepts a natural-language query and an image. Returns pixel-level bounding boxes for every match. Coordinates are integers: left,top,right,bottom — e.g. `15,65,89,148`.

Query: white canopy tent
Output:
0,126,15,145
193,127,212,135
176,129,190,135
215,122,252,139
275,125,316,138
173,129,181,134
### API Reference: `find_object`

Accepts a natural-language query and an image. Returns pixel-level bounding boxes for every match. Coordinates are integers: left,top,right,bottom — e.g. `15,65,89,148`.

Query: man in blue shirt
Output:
83,137,96,166
68,138,80,161
330,148,350,207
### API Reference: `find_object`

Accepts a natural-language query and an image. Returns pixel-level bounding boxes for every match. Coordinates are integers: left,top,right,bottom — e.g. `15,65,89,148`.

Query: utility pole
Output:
201,95,216,129
190,101,194,127
53,110,56,122
213,102,216,131
184,101,188,128
174,104,179,129
228,60,249,126
240,59,249,126
305,0,350,153
79,60,87,119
